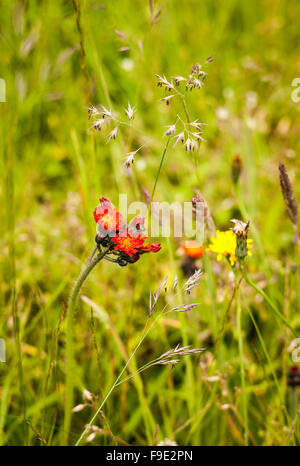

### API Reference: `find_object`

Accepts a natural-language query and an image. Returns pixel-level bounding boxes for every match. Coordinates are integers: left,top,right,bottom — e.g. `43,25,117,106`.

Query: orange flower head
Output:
113,231,146,257
113,230,161,257
141,242,161,253
181,241,204,258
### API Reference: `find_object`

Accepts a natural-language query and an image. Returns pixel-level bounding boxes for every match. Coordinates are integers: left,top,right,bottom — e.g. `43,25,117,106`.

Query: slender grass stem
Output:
176,91,191,124
75,300,183,446
72,0,90,104
5,104,27,441
245,303,289,421
63,246,109,445
215,276,242,351
75,318,153,445
75,277,198,446
240,263,297,337
150,136,170,204
236,280,249,445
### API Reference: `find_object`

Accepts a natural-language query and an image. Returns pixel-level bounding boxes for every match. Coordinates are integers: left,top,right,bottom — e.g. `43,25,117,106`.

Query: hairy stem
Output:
63,246,109,445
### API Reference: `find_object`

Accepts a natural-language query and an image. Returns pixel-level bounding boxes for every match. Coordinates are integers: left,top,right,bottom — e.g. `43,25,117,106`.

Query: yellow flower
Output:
207,230,253,266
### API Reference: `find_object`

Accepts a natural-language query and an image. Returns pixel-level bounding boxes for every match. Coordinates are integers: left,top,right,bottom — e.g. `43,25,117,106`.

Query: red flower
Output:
113,230,161,257
141,242,161,252
94,197,125,235
112,231,144,257
93,198,161,265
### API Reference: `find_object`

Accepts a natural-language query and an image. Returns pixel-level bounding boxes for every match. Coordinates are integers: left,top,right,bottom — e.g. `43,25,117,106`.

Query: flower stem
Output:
236,280,249,445
240,263,297,337
87,245,97,264
63,246,109,445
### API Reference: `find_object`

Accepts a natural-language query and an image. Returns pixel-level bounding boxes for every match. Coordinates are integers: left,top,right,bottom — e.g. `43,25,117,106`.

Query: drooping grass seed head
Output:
90,118,104,131
155,74,174,91
106,127,118,143
164,124,176,136
124,102,136,120
122,151,136,168
160,94,175,105
184,137,198,152
186,62,207,91
172,75,187,86
173,131,185,146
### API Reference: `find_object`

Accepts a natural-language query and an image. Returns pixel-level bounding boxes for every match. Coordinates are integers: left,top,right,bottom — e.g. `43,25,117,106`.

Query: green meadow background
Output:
1,0,300,446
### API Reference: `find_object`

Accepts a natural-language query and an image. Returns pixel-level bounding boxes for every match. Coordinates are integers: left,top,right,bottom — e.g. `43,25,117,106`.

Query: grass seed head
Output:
279,161,298,227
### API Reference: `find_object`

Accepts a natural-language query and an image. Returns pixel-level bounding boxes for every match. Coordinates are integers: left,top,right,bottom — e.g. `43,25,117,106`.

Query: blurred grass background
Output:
1,0,300,446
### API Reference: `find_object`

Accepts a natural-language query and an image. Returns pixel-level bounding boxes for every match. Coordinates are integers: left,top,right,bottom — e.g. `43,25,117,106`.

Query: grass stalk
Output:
150,136,170,204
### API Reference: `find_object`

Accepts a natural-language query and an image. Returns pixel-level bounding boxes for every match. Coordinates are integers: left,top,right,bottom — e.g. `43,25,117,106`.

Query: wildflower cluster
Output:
94,197,161,266
156,59,212,152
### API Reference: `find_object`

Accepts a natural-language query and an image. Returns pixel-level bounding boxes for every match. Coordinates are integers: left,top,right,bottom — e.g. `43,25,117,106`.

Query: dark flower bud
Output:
231,154,243,184
231,219,250,261
117,257,128,267
95,234,104,245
